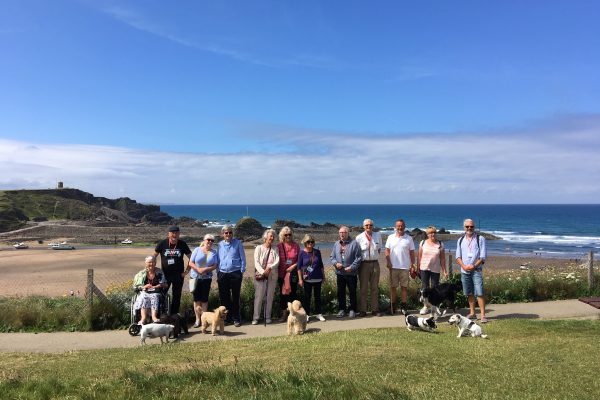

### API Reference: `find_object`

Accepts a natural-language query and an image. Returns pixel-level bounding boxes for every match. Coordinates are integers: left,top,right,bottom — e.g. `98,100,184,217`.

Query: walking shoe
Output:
251,320,258,325
266,319,272,324
193,321,201,328
480,317,488,323
419,306,429,315
358,311,367,317
349,310,356,318
316,314,326,321
336,310,346,318
234,320,241,327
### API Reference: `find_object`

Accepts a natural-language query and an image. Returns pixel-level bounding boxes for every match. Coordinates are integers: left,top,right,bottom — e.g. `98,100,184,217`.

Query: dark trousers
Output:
336,274,357,312
278,277,298,311
165,275,183,315
303,281,322,315
217,271,243,322
420,270,440,291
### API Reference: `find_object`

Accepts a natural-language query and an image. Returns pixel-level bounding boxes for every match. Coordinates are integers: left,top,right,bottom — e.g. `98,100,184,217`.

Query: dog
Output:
158,313,189,339
404,314,437,332
287,300,308,335
200,306,228,335
420,282,463,318
140,323,175,345
448,314,488,338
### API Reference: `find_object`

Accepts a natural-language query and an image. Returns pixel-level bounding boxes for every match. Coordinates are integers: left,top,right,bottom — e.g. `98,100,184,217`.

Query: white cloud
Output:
1,115,599,204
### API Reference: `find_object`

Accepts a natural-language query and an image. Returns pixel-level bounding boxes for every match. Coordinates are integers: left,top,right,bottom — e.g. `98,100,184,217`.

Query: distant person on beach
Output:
217,224,246,327
252,229,280,325
188,234,219,328
456,218,487,323
355,218,383,317
132,255,168,324
417,226,447,314
297,234,326,321
330,226,362,318
385,219,416,315
277,226,300,322
154,226,192,315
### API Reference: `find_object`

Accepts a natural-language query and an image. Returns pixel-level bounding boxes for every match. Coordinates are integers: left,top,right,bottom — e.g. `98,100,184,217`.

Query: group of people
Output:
133,217,488,326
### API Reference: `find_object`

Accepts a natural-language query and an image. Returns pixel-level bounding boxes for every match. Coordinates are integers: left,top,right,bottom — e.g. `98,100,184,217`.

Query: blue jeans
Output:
461,269,484,297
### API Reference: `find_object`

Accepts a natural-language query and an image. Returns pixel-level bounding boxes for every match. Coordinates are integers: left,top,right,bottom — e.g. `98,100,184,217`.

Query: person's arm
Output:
254,246,264,275
297,252,305,287
183,242,192,276
410,249,416,269
158,271,168,288
316,250,326,283
207,251,219,272
330,245,339,268
417,241,423,270
474,236,486,268
267,249,280,274
440,246,448,277
188,248,199,274
347,242,362,272
238,240,246,273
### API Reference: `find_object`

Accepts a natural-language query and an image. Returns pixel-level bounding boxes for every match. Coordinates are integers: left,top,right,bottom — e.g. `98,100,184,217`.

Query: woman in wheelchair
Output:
133,256,168,324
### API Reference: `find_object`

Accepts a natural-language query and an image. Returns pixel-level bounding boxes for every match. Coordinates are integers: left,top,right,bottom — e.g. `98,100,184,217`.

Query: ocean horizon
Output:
161,204,600,259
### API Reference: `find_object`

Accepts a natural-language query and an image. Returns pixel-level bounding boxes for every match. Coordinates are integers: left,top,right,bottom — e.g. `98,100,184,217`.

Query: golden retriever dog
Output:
287,300,308,335
200,306,228,335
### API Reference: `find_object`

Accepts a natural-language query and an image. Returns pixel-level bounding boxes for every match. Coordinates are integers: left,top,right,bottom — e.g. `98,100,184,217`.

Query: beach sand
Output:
0,243,584,297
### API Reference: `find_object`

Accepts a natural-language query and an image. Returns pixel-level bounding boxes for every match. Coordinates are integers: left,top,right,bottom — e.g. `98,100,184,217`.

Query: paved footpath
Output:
1,299,598,353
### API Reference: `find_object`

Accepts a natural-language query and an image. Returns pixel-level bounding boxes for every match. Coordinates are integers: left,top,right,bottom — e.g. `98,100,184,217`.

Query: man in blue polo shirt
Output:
456,218,487,323
217,224,246,327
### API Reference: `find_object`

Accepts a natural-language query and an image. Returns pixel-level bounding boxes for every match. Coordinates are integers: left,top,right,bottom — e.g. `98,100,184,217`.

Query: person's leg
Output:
314,281,322,315
399,269,409,313
390,269,399,313
431,272,440,288
231,271,243,323
421,270,431,291
169,277,184,315
348,275,358,313
358,262,370,313
139,307,148,324
304,281,313,316
193,301,202,325
199,279,211,313
461,273,476,317
370,262,380,313
473,270,486,318
151,308,159,322
253,279,264,321
217,273,233,322
266,272,278,321
336,274,347,313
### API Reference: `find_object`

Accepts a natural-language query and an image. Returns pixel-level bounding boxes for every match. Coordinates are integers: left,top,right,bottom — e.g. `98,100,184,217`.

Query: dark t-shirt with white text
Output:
155,239,192,276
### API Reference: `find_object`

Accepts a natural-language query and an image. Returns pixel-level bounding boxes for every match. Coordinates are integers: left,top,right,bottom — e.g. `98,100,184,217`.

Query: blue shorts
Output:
461,269,484,297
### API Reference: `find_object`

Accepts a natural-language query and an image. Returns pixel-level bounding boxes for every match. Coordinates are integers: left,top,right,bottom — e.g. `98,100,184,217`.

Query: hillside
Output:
0,188,171,232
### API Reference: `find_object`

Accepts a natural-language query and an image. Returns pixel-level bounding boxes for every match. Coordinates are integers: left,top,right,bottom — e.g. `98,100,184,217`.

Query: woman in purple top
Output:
297,234,326,322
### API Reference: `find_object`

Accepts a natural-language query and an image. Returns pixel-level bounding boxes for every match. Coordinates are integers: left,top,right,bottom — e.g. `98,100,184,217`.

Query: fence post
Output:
87,269,94,328
588,251,594,291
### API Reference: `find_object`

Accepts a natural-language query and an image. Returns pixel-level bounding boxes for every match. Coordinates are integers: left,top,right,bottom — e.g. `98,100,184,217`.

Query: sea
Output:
161,204,600,259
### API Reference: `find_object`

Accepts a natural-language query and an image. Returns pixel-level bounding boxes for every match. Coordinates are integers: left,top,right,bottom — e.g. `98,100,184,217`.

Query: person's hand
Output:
465,264,474,272
344,267,352,273
444,271,449,279
335,263,343,270
298,279,304,288
264,268,271,277
286,265,295,273
386,261,392,269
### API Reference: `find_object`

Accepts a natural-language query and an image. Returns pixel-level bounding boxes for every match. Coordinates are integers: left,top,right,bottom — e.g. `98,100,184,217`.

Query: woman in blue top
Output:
189,234,219,328
297,234,326,322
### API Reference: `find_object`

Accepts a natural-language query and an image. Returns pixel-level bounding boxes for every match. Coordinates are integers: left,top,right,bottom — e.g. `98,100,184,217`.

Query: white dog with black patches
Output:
405,314,437,332
140,323,175,345
448,314,488,338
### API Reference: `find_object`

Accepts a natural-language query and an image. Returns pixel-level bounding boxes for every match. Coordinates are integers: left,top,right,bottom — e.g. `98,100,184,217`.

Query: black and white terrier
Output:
405,314,437,332
448,314,488,338
420,282,463,318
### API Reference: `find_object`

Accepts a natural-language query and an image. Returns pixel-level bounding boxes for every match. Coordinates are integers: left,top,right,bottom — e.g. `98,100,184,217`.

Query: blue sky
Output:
1,0,599,204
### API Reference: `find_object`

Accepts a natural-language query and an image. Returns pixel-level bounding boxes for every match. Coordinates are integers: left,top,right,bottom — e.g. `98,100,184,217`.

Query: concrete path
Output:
1,299,598,353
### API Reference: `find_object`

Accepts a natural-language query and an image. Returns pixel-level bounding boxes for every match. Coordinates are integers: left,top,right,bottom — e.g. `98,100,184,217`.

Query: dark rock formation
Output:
234,217,265,242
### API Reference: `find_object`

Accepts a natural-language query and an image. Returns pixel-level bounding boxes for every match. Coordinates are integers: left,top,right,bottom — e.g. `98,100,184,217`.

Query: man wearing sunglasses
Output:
456,219,487,323
217,224,246,327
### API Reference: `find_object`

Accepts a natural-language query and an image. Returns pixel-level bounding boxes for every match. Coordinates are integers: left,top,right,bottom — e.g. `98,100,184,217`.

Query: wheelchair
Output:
128,287,171,336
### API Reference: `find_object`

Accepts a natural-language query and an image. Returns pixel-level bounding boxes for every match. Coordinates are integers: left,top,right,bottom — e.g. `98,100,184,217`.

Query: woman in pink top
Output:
277,226,300,322
418,226,448,314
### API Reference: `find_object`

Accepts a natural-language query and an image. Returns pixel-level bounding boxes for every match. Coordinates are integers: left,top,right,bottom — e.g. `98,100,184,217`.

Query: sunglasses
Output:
305,240,315,244
284,234,291,237
464,226,474,229
205,239,214,242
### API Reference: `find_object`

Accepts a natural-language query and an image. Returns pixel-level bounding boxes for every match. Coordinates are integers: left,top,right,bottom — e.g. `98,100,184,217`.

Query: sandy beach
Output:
0,242,583,297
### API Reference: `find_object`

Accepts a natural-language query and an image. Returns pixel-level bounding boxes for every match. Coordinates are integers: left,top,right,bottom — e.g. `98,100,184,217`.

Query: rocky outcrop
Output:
234,217,265,242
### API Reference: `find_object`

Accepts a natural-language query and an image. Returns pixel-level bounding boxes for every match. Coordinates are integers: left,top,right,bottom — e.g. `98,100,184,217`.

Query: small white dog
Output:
405,314,437,332
140,323,175,345
201,306,228,335
287,300,308,335
448,314,488,338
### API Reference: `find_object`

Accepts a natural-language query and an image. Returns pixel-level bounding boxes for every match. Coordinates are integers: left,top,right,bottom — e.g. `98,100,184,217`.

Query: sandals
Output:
466,314,476,320
480,317,488,323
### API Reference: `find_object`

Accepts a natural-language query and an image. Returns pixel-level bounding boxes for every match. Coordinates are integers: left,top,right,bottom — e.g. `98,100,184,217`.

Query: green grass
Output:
1,319,599,399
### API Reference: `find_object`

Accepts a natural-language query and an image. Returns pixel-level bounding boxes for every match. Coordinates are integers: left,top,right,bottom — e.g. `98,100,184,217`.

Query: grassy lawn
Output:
1,319,599,399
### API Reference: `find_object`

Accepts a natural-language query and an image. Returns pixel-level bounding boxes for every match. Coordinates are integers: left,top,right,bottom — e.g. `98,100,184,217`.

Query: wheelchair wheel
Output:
128,323,141,336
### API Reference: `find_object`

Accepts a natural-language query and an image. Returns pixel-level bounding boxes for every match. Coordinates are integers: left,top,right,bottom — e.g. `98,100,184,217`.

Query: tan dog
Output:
287,300,308,335
200,306,228,335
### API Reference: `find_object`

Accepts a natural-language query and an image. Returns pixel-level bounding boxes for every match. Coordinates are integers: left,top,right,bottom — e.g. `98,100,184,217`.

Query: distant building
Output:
57,181,64,189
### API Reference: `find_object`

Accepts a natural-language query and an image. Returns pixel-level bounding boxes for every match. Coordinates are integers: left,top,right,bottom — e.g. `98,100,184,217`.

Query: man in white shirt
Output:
355,219,383,317
385,219,416,315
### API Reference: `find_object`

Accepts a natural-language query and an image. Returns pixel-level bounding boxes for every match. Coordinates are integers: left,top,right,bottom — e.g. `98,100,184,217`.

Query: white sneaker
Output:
316,314,326,322
419,306,429,315
266,319,272,324
349,310,356,318
336,310,345,318
251,320,258,325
